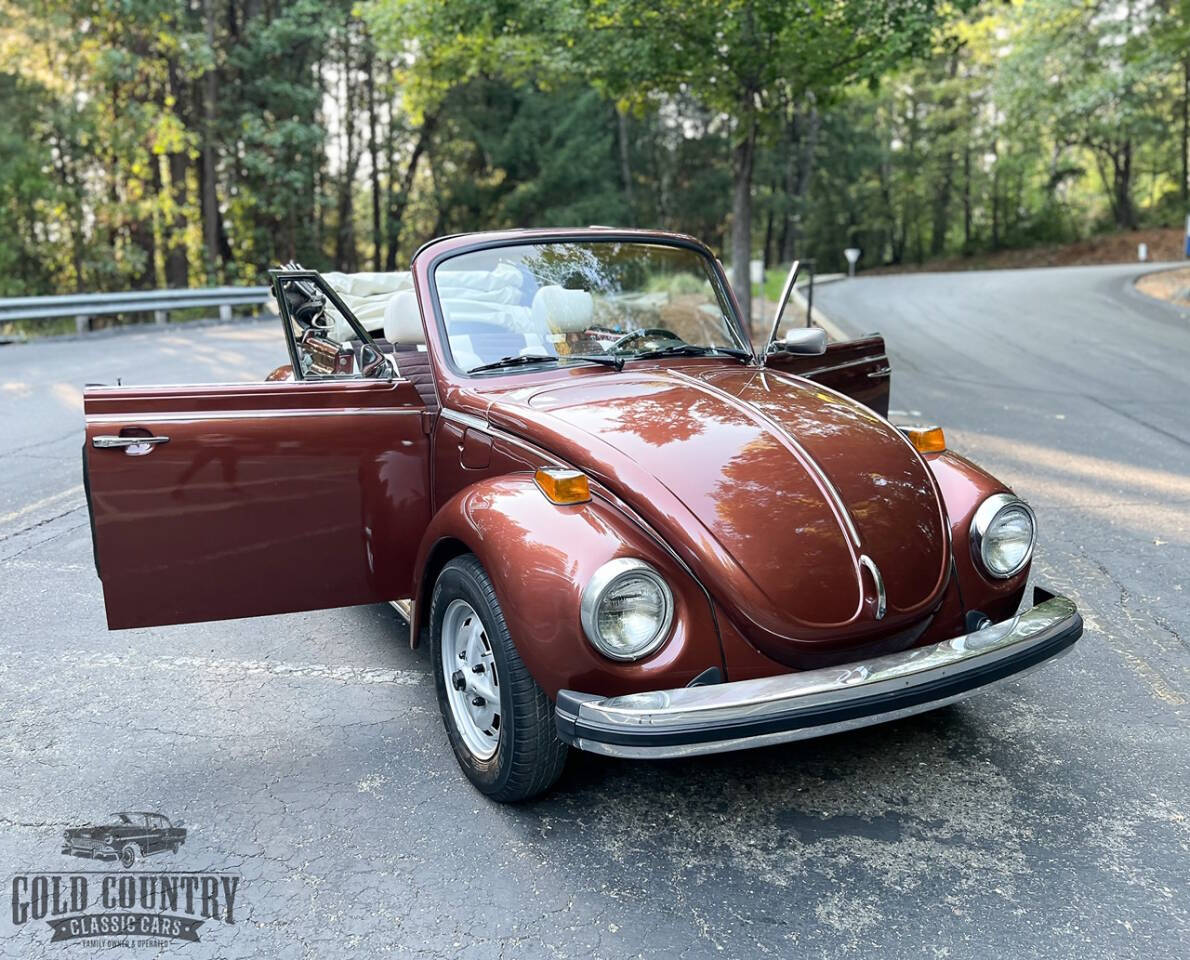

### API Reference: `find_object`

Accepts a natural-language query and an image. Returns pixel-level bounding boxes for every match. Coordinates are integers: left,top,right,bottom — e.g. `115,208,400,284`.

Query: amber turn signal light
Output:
901,425,946,454
534,467,591,505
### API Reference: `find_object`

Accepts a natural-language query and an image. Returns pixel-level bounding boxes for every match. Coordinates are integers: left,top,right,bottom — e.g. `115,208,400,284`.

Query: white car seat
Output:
531,286,594,335
383,290,425,346
323,270,413,339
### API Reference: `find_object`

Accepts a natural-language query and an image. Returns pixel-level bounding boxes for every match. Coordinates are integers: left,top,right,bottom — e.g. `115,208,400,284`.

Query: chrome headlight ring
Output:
970,493,1036,579
580,558,674,661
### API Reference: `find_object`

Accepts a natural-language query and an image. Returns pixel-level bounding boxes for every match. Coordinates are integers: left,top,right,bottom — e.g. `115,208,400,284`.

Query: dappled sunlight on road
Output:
50,381,81,413
952,430,1190,544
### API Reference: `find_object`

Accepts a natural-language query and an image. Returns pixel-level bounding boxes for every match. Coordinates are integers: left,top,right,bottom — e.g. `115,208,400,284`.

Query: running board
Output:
388,599,412,622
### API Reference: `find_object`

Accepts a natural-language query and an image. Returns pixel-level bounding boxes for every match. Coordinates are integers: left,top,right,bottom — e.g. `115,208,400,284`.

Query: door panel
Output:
765,334,891,417
84,379,429,629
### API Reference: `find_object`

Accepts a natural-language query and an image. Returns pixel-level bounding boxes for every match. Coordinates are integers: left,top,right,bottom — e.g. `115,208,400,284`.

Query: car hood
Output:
481,364,951,666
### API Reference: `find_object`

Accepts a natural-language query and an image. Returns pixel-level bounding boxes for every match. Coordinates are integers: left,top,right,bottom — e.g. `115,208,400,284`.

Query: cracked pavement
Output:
2,265,1188,959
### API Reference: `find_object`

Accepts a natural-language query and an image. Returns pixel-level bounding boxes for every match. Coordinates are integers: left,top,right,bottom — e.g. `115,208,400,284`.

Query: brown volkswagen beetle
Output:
82,229,1082,801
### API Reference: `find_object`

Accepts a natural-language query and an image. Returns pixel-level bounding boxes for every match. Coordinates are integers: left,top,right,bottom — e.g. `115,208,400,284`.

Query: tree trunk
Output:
730,108,757,329
616,107,634,225
930,154,953,257
962,146,972,253
200,0,220,277
1116,140,1135,229
1182,54,1189,209
786,100,819,264
777,104,797,263
384,115,437,271
365,42,383,272
990,140,1000,249
165,60,189,288
334,19,360,272
165,152,190,288
763,179,776,267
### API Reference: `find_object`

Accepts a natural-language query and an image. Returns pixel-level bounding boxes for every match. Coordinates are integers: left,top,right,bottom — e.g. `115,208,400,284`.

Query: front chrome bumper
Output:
556,587,1082,759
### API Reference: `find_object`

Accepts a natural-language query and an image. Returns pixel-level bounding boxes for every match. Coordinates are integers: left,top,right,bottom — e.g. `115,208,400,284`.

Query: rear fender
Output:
411,474,724,700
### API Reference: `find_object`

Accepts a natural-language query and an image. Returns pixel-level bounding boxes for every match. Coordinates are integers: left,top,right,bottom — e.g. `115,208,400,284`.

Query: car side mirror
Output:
768,327,827,356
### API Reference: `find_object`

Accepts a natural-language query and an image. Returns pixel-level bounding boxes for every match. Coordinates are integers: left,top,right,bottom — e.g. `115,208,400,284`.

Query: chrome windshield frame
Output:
423,233,756,379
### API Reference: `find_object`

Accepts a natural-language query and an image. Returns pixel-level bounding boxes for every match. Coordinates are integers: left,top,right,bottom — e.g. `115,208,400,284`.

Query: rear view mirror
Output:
768,327,827,356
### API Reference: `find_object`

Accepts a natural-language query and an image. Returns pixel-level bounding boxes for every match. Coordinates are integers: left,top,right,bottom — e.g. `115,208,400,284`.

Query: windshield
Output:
432,240,747,373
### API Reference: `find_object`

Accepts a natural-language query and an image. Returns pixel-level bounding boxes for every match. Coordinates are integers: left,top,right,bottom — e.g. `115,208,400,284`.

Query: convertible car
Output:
82,228,1083,801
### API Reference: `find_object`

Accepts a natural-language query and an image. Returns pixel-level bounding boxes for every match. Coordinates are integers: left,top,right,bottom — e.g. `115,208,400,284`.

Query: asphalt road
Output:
1,265,1187,959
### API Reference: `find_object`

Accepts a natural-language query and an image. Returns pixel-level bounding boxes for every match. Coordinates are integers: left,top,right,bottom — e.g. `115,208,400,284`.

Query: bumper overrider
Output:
556,587,1082,759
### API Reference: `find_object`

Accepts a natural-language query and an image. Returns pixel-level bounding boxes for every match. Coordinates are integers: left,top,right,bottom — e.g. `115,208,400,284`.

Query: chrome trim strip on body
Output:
86,407,421,424
556,591,1081,759
439,407,490,431
858,554,887,620
666,367,863,547
761,366,953,558
786,353,889,379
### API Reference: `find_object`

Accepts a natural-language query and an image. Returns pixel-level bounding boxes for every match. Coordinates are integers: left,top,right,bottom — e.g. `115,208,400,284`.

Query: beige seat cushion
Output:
383,291,425,345
531,285,594,335
323,271,413,338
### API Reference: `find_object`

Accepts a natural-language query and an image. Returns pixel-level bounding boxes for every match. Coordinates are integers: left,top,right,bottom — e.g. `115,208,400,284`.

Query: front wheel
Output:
119,844,139,869
430,555,567,802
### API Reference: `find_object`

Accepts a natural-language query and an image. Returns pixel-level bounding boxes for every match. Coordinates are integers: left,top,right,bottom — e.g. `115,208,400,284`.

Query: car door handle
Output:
866,365,891,379
92,435,170,449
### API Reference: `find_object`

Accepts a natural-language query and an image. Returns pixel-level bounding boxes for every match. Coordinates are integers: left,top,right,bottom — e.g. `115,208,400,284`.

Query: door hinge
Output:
421,410,436,435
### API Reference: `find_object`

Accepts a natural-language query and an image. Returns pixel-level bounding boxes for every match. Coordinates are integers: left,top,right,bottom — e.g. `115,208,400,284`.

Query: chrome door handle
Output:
92,435,170,448
866,365,891,379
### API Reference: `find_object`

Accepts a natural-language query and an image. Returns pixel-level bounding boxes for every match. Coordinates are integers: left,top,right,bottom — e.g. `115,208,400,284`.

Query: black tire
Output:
430,554,568,802
119,844,139,869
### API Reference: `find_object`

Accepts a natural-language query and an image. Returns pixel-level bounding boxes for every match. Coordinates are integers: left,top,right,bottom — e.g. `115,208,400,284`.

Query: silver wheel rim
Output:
440,599,501,761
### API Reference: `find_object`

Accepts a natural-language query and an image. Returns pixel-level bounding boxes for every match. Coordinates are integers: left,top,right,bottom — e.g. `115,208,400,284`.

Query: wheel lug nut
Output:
451,670,466,691
471,696,485,707
471,664,485,673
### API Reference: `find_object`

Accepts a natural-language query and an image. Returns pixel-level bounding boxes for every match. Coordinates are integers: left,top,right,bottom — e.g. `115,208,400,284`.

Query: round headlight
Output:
580,558,674,661
971,494,1036,578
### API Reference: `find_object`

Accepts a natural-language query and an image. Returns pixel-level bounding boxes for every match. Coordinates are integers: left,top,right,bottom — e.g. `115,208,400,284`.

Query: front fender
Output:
927,451,1029,623
412,474,724,700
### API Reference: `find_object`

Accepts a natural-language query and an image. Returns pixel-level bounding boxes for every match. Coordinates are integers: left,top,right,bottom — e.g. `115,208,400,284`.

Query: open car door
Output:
83,377,430,629
83,270,432,630
765,334,891,417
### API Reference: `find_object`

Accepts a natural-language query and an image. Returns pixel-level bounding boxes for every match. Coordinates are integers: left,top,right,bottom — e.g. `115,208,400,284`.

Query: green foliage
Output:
0,0,1186,298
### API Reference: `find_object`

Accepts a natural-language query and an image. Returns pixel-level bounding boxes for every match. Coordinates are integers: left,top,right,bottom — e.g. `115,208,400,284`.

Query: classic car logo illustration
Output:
9,815,238,946
62,811,186,869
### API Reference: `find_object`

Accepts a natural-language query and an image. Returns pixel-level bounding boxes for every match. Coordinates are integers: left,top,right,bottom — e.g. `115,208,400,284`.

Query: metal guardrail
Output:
0,286,272,334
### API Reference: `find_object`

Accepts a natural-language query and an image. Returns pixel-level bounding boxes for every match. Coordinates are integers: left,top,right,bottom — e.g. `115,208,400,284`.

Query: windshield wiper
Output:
468,353,624,374
630,344,752,362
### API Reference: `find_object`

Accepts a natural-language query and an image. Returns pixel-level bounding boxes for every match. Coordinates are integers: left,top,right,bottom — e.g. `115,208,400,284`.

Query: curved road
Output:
0,265,1186,959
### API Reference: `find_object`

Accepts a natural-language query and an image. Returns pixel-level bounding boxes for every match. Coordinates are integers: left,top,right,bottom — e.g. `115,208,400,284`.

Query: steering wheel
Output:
610,327,683,352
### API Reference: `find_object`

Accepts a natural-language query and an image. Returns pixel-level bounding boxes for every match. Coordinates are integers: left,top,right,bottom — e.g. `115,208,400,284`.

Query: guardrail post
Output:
75,315,89,335
219,304,232,323
154,310,167,325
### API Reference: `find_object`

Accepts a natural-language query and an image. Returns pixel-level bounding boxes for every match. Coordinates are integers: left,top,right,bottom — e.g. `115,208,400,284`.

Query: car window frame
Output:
268,269,391,382
423,234,754,379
